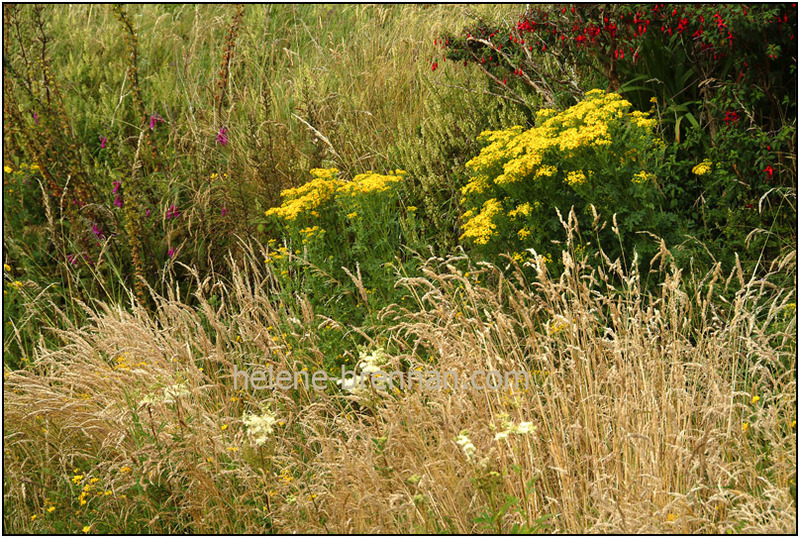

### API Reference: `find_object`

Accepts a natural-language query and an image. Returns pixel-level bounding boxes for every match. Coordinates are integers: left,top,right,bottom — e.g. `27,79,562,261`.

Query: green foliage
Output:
390,78,535,252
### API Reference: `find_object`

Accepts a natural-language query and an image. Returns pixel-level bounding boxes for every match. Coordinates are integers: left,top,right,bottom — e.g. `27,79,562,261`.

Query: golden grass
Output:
4,223,796,533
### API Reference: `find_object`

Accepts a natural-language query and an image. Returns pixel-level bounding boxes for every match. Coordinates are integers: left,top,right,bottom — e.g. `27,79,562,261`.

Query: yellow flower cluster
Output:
299,225,323,244
692,159,713,176
265,168,345,222
266,168,406,224
459,198,502,245
459,90,659,248
565,171,587,186
464,90,655,192
508,202,535,219
337,170,405,197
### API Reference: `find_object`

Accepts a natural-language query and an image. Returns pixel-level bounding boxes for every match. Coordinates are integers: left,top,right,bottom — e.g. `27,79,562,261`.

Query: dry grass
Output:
4,222,796,533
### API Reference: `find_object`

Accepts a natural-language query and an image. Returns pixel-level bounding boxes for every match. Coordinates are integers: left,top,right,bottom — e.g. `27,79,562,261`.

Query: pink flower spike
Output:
114,195,123,208
100,136,107,149
221,207,229,216
149,114,163,130
167,247,175,258
216,126,228,146
112,181,121,194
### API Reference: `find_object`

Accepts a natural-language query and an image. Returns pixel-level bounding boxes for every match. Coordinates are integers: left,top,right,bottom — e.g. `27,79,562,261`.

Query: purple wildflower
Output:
216,126,228,146
67,254,78,266
146,208,151,217
167,247,175,258
221,207,229,217
92,224,104,239
114,195,123,208
167,205,180,219
100,136,107,149
150,114,164,130
112,181,121,194
33,112,38,125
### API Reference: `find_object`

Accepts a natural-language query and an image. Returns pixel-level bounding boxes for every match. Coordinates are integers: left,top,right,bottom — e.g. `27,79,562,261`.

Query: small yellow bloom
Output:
220,424,228,431
31,515,37,521
742,422,749,432
565,170,587,186
227,446,238,452
72,475,84,484
692,159,712,176
90,478,99,484
120,466,132,474
47,507,55,513
666,513,677,521
3,264,10,272
3,165,12,173
751,395,760,404
83,525,91,533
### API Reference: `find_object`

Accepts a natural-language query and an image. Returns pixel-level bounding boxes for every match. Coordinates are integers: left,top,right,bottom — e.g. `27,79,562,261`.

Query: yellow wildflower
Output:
565,170,587,186
692,159,712,176
751,395,760,404
459,198,502,245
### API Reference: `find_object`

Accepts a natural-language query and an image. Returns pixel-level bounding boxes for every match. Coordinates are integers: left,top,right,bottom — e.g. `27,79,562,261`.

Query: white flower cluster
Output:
337,347,390,398
242,408,278,447
455,430,477,461
162,382,191,404
493,413,536,442
140,382,191,406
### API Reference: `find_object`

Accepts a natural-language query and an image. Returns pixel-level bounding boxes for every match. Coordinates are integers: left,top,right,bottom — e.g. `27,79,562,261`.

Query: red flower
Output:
724,111,739,126
763,165,774,179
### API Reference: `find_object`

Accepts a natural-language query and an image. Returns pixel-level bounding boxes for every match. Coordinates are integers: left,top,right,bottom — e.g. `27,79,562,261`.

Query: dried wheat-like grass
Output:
4,222,796,533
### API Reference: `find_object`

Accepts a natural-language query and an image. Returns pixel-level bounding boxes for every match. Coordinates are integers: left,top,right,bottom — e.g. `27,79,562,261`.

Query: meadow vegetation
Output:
3,4,796,533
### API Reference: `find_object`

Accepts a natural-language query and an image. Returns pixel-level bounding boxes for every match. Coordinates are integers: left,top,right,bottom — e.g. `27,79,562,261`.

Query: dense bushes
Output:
439,3,797,273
